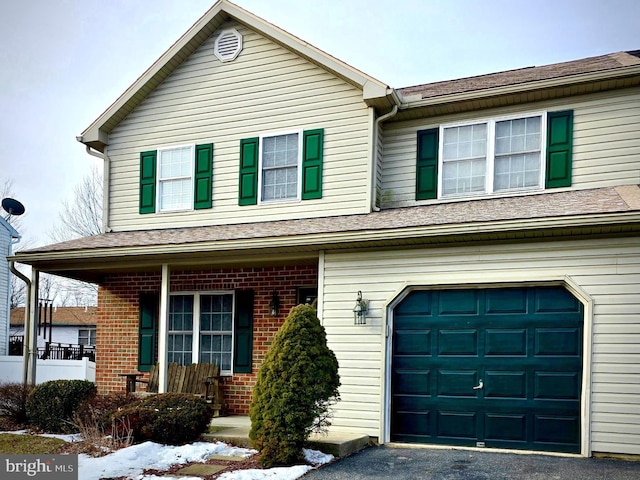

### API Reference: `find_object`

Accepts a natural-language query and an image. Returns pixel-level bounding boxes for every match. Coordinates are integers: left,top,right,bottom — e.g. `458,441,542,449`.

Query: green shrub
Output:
26,380,97,433
249,304,340,467
112,393,212,445
0,382,35,427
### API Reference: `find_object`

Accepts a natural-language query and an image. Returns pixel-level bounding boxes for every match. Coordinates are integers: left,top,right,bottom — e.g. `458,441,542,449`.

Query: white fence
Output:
0,356,96,384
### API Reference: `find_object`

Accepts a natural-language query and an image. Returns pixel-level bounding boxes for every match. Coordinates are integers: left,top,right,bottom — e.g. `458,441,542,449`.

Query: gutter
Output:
78,140,112,233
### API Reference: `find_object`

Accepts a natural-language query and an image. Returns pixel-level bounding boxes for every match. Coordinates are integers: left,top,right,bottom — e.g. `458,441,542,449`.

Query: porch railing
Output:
8,336,96,362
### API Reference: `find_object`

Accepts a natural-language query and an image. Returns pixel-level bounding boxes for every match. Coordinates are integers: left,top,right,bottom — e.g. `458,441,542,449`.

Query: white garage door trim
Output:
381,274,594,457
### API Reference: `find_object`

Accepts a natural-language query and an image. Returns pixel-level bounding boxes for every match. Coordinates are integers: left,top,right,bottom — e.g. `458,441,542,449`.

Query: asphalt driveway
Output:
302,446,640,479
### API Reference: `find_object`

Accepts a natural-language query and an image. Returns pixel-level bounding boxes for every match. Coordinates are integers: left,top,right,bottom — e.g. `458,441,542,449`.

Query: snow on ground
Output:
2,430,334,480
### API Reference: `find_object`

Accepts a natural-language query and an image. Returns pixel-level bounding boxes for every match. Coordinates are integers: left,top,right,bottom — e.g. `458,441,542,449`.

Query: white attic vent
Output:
214,28,243,62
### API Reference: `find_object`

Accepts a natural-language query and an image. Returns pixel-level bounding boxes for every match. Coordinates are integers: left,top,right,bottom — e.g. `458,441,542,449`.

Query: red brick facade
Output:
96,264,318,414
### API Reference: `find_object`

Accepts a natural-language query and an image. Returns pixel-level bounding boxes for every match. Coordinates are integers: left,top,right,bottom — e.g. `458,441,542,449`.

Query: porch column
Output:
157,264,170,393
25,268,39,385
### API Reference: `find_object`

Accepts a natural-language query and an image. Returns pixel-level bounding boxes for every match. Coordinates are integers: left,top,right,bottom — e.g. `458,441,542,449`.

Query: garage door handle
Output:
473,380,484,390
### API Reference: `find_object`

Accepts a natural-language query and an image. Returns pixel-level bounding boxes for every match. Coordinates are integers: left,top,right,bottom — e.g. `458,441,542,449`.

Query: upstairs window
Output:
139,143,213,214
416,110,573,201
239,129,324,206
78,328,96,346
261,132,301,202
158,146,194,211
441,114,543,198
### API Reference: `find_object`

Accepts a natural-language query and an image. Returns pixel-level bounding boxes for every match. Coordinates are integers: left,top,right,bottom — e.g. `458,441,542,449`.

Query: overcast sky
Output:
1,0,639,249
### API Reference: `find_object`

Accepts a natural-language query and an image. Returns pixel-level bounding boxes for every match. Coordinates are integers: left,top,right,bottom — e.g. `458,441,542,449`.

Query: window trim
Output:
78,328,96,346
437,111,548,200
257,129,303,204
156,144,195,213
168,290,235,375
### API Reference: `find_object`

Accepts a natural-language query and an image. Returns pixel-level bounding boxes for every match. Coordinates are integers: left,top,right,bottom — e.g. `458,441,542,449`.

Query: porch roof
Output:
11,186,640,283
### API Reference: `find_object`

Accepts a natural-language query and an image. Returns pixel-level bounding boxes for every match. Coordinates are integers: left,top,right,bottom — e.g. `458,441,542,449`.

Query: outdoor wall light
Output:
269,290,280,317
353,290,368,325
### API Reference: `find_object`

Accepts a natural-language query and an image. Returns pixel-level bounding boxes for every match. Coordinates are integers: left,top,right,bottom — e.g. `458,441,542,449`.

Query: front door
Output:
390,286,583,453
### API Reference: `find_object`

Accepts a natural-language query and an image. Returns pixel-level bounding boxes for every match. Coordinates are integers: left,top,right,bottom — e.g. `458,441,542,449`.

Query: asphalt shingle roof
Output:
398,51,640,100
19,186,640,255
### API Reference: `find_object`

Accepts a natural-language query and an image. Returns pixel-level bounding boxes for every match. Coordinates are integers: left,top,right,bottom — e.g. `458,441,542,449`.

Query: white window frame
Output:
156,144,195,212
78,328,96,346
257,129,303,204
438,111,547,199
168,291,235,375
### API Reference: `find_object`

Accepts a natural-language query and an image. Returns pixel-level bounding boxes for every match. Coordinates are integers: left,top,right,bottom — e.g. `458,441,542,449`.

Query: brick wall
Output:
96,264,318,414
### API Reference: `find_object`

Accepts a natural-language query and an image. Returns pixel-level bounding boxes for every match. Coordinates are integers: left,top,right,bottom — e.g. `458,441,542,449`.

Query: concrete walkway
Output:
205,416,370,458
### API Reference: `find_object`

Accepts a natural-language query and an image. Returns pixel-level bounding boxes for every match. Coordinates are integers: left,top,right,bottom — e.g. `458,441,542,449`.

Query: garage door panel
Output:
438,290,479,315
534,288,582,313
534,372,581,399
395,290,433,315
535,328,581,356
485,288,527,314
485,329,527,356
484,371,527,399
393,411,431,436
438,411,477,439
394,369,431,395
438,370,479,397
534,414,580,446
439,329,478,356
395,329,431,355
484,412,527,442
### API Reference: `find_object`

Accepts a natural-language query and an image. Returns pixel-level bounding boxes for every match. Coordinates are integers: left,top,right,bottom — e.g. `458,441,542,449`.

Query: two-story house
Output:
12,0,640,457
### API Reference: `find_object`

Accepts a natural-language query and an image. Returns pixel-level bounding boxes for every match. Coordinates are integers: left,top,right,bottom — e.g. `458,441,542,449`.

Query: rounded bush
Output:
26,380,97,433
112,393,212,445
249,304,340,467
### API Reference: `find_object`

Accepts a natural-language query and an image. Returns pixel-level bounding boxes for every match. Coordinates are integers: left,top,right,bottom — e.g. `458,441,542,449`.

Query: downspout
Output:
370,99,399,212
80,141,112,233
8,257,30,385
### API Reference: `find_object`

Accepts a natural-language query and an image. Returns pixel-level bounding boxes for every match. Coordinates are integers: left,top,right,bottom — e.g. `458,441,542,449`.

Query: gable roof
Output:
10,306,96,327
78,0,393,153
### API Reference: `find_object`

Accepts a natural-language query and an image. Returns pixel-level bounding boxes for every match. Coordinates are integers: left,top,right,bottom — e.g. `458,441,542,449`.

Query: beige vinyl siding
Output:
382,88,640,208
106,21,371,231
321,236,640,455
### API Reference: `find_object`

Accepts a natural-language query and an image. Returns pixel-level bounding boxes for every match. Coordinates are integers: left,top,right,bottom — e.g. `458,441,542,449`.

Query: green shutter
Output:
238,138,259,205
138,293,158,372
194,143,213,210
416,128,439,200
233,290,254,373
302,128,324,200
545,110,573,188
139,150,157,214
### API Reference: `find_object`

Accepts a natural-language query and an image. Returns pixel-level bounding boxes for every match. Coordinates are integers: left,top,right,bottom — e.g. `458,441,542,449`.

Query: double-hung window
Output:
260,132,301,202
238,129,324,205
158,146,194,211
440,113,544,197
139,143,213,214
416,110,573,201
78,328,96,346
168,292,234,374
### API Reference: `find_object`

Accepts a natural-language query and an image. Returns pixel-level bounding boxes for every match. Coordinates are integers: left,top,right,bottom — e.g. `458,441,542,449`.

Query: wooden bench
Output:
124,362,224,417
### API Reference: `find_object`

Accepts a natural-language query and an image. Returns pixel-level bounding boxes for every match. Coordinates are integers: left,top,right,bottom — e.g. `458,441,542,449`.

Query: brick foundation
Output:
96,264,318,414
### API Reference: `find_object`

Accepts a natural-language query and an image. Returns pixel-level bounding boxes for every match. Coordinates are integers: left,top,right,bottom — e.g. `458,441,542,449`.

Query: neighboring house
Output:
11,0,640,457
0,217,20,356
10,306,97,349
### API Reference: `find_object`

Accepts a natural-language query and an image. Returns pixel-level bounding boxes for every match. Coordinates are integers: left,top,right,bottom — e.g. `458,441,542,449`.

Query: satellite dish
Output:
1,197,25,220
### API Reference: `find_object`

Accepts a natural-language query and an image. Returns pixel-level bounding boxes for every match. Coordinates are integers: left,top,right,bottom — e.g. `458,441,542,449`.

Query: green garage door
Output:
391,286,583,453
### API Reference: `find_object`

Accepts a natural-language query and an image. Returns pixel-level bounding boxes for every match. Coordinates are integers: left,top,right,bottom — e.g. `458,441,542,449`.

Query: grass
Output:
0,433,68,454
